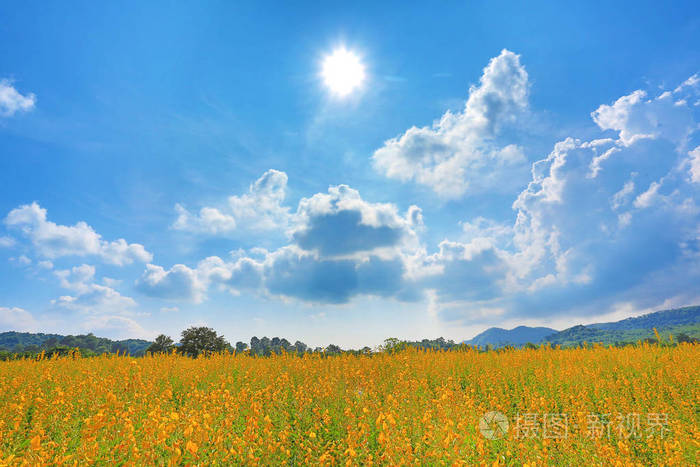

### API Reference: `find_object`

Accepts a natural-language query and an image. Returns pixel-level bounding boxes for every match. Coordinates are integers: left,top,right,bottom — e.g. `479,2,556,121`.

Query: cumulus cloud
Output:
592,89,695,148
53,285,137,314
420,239,508,302
292,184,420,257
4,202,152,265
259,247,416,304
139,184,424,304
173,169,291,234
134,72,700,324
0,79,35,117
0,307,38,332
135,263,206,302
419,74,700,323
372,49,530,198
52,264,137,314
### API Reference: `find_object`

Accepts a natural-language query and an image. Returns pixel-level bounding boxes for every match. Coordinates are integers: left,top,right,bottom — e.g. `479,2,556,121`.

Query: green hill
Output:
543,306,700,347
463,306,700,348
0,331,153,357
464,326,558,347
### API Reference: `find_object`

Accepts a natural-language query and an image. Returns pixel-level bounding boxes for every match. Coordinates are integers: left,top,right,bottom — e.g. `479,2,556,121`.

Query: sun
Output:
321,48,366,97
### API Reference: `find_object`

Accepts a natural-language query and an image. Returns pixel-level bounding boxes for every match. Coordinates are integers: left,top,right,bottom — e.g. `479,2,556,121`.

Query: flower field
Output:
0,343,697,465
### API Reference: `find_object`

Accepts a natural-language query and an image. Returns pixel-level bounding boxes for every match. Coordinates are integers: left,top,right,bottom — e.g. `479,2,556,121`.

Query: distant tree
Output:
675,332,699,344
294,341,308,355
325,344,342,355
250,336,260,355
260,337,272,356
146,335,174,354
44,337,59,349
382,338,401,353
235,341,248,353
179,327,231,357
24,344,40,354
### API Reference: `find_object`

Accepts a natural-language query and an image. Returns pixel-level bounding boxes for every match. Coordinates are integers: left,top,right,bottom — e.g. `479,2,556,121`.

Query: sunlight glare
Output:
321,48,366,97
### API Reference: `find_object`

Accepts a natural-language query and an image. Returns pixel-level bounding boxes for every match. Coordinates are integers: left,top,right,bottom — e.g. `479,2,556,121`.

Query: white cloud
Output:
4,202,152,265
173,169,291,234
592,89,694,148
588,144,621,179
53,284,137,314
292,184,420,257
17,255,31,266
139,183,423,304
0,307,38,332
611,179,636,210
0,236,16,248
422,70,700,326
673,73,699,93
0,79,35,117
460,216,512,243
135,263,207,303
688,146,700,183
160,306,179,313
80,315,152,340
372,49,530,198
633,181,661,209
135,253,265,303
137,72,700,323
173,205,237,235
52,264,138,316
55,264,96,292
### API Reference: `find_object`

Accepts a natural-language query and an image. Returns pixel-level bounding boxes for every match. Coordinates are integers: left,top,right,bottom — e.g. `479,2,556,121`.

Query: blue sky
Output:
1,1,699,347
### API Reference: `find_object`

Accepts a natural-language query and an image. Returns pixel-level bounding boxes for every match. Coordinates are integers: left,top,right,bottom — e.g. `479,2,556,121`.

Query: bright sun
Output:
321,48,365,97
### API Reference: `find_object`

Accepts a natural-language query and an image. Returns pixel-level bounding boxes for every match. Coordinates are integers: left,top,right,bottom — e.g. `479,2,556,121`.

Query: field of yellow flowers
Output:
0,343,697,465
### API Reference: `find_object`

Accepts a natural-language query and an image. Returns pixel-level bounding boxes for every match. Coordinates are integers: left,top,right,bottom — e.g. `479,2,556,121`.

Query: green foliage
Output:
247,336,312,356
146,335,174,354
545,323,700,347
0,331,152,358
178,327,231,357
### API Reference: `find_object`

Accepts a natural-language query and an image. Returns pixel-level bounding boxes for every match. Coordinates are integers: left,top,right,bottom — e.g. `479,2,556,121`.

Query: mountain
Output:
544,306,700,347
0,331,153,356
586,306,699,331
465,306,700,348
464,326,558,348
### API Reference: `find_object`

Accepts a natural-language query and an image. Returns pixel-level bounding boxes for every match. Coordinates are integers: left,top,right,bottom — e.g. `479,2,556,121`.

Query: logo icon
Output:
479,411,509,439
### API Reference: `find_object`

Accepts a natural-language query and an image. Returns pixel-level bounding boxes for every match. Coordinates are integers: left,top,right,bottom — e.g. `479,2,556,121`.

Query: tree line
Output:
1,327,697,361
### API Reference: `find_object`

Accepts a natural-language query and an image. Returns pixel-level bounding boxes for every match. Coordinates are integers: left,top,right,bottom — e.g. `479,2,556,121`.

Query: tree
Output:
235,341,248,353
147,334,174,354
325,344,342,355
675,332,698,344
179,327,231,357
293,341,308,355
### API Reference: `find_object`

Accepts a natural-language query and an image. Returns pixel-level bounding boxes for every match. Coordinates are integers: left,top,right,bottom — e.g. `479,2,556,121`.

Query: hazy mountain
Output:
464,326,558,348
